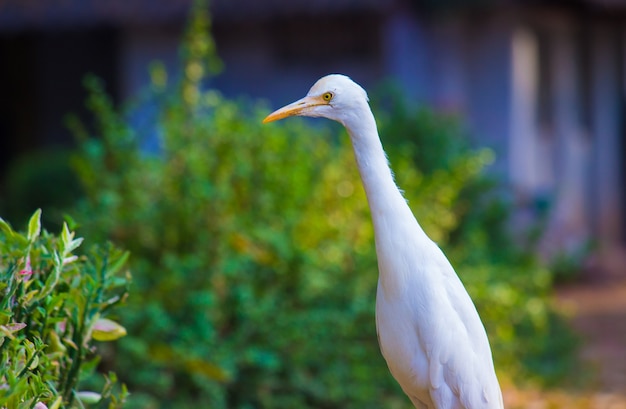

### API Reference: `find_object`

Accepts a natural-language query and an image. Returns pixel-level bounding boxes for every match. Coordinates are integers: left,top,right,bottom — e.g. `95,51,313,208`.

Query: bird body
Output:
263,74,503,409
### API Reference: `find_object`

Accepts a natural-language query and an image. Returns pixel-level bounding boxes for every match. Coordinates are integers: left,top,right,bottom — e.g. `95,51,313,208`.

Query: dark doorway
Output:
0,27,120,177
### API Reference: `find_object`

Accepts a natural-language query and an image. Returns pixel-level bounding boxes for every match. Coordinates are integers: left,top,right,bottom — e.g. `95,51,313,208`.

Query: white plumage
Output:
263,74,503,409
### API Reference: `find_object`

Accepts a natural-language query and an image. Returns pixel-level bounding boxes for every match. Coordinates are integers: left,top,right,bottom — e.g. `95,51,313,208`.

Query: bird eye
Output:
322,92,333,101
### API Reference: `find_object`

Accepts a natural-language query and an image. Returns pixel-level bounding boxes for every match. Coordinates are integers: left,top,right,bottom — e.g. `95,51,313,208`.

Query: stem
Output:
96,248,109,306
17,343,46,378
72,390,87,409
0,263,17,311
62,287,92,405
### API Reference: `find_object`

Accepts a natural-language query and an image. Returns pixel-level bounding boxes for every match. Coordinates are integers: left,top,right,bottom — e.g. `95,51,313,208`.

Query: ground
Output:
502,248,626,409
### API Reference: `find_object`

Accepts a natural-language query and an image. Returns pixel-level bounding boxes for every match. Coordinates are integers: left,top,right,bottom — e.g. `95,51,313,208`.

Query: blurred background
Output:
0,0,625,408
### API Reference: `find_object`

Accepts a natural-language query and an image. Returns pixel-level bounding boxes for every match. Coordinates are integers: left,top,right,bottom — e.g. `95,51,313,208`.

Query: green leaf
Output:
39,259,62,299
27,209,42,242
91,318,127,341
0,310,12,325
65,238,84,254
48,396,63,409
63,213,79,230
76,391,102,404
61,222,73,248
0,217,15,238
106,251,130,276
184,358,230,382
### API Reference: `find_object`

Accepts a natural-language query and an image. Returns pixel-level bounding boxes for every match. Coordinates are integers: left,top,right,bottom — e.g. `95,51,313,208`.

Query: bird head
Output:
263,74,369,126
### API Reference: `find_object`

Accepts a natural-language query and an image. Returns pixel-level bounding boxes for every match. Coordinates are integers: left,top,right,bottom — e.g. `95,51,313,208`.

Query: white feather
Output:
265,74,504,409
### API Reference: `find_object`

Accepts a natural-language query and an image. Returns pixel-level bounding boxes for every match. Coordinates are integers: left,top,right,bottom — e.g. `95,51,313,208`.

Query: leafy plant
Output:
63,2,578,407
0,210,130,408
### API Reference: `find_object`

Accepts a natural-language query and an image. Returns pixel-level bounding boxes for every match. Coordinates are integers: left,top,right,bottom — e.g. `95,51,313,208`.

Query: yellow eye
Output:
322,92,333,102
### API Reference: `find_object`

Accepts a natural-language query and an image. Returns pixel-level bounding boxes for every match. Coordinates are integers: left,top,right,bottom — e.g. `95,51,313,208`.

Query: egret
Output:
263,74,503,409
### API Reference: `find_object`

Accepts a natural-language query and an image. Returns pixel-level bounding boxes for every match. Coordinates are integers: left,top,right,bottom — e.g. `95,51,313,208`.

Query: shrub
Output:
66,3,577,407
69,75,403,408
66,11,486,405
0,210,130,408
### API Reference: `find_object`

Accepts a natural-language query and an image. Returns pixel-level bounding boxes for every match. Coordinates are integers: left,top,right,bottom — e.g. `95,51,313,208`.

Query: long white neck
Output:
342,104,428,293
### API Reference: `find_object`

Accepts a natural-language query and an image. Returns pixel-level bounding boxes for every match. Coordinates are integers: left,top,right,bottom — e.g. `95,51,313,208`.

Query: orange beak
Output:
263,95,326,123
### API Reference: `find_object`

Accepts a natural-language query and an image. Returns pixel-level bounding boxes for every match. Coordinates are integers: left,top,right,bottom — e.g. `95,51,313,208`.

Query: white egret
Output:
263,74,503,409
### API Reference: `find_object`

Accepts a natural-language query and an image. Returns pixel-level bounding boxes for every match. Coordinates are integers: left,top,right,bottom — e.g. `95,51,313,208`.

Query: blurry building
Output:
0,0,624,257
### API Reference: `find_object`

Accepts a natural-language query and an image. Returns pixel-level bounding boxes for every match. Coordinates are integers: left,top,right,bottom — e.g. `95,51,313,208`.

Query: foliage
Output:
0,210,130,408
64,2,577,408
69,75,396,408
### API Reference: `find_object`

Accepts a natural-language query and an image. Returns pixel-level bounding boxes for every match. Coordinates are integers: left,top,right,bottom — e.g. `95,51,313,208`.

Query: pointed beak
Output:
263,95,324,123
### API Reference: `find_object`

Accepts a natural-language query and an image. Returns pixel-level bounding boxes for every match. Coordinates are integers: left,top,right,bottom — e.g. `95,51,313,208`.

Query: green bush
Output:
0,210,130,408
69,77,404,408
65,3,577,407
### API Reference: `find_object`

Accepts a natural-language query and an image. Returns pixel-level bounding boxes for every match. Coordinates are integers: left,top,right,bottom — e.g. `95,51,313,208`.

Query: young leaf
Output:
61,222,73,248
0,217,15,238
76,391,102,404
66,238,84,254
106,251,130,277
27,209,42,242
91,318,127,341
48,396,63,409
